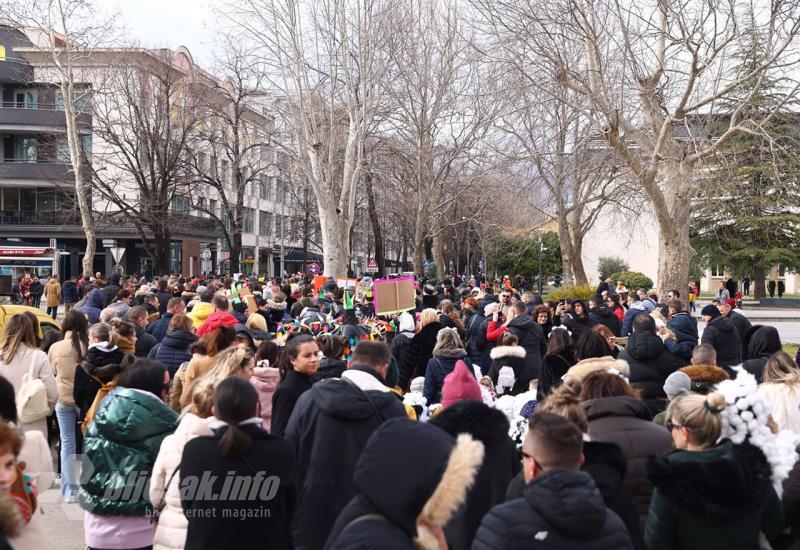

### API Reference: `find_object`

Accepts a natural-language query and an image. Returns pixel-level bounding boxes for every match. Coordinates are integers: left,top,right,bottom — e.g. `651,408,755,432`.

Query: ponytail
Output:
218,424,253,459
213,377,259,458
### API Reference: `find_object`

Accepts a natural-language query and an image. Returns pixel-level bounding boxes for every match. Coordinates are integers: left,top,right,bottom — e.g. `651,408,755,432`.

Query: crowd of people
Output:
0,269,799,549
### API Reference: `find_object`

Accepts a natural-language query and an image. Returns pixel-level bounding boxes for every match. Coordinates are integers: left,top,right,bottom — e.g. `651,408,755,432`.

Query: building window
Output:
14,90,37,109
275,214,282,237
81,135,92,160
1,188,19,210
259,178,269,200
56,138,70,163
779,265,787,277
275,177,284,203
197,197,206,212
221,160,230,183
13,136,37,162
259,210,271,236
171,196,189,213
243,207,255,234
0,45,5,61
209,199,218,216
711,265,724,277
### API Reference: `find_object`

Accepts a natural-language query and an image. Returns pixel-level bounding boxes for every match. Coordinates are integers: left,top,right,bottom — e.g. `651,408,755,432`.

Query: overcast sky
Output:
106,0,219,69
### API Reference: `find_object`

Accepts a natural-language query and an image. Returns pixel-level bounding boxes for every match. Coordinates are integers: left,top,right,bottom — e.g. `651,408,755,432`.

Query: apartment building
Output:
0,22,313,278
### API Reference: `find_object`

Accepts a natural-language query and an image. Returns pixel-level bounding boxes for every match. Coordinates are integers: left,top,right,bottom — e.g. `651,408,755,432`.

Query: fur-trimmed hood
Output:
80,345,135,380
267,299,287,311
565,356,630,383
344,418,484,547
648,440,773,520
679,364,730,393
489,345,526,360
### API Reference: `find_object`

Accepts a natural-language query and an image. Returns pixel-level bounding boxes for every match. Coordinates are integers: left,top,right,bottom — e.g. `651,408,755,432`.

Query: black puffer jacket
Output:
286,368,406,550
619,331,686,399
582,396,673,531
487,345,530,396
505,440,642,548
73,344,135,422
729,310,754,359
741,325,782,383
473,469,634,550
505,315,545,379
430,402,520,550
325,419,456,550
391,332,415,390
399,321,441,386
590,305,621,336
537,350,576,400
148,328,196,376
701,315,740,368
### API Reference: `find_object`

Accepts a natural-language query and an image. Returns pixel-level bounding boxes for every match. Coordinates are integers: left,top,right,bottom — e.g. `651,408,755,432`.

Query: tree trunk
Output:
63,86,95,277
556,219,575,286
570,234,588,285
229,230,242,274
752,265,767,299
432,229,445,278
655,164,694,295
364,172,385,276
153,233,171,274
413,199,427,275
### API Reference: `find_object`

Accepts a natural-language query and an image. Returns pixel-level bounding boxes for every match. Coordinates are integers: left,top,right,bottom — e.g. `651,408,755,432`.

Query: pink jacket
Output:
250,366,280,431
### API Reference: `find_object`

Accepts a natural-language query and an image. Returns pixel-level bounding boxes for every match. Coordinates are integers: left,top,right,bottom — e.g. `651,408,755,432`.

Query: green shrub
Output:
546,284,597,302
610,271,654,292
598,256,629,280
768,280,776,297
425,262,439,286
778,280,786,297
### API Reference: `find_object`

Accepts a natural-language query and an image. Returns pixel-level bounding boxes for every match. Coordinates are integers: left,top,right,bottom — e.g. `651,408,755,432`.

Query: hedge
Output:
546,284,597,302
610,271,654,292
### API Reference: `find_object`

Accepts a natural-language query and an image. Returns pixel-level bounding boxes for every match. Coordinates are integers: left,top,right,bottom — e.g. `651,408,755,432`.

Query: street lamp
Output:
538,236,547,296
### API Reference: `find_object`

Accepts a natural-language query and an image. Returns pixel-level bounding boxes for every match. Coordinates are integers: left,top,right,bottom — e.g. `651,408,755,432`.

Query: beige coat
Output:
179,353,214,408
47,331,85,405
0,346,57,436
44,278,61,308
149,413,214,550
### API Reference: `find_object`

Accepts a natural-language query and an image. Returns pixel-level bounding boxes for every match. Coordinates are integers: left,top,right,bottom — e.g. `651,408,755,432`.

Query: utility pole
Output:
538,235,547,296
466,221,471,277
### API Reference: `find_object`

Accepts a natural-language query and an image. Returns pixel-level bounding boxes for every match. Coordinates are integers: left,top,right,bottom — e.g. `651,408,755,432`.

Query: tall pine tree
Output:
691,19,800,299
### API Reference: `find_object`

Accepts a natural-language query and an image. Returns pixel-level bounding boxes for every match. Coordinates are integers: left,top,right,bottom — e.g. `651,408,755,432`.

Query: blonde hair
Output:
432,327,464,356
187,344,254,400
539,379,588,433
170,313,194,333
246,313,267,333
419,308,438,328
190,378,216,418
666,391,727,448
762,352,800,386
0,314,36,363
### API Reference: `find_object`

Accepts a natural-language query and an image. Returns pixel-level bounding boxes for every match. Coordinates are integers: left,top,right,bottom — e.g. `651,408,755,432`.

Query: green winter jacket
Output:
644,440,783,550
79,387,178,516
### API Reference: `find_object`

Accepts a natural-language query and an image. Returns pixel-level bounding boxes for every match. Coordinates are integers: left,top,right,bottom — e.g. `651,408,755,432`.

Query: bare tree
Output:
476,0,800,292
2,0,118,276
385,0,498,274
90,48,198,273
226,0,393,276
184,37,275,274
494,80,628,285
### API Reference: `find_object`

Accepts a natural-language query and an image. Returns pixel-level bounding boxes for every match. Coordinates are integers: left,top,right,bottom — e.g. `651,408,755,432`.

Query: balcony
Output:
0,209,81,226
0,160,72,182
0,103,91,132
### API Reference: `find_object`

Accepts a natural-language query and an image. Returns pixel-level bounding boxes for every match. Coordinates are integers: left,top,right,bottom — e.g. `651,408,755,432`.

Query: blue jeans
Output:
55,402,80,499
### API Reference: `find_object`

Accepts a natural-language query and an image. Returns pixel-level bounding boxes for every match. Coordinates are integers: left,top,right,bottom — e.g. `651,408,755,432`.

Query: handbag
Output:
16,360,50,424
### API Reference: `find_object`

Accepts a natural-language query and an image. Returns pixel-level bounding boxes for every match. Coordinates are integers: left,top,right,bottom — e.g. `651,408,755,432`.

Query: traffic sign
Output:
201,249,212,261
109,247,126,264
366,257,378,273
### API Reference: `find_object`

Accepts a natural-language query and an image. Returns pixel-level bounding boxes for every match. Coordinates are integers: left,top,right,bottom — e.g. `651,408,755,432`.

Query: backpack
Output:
16,362,50,424
80,375,118,434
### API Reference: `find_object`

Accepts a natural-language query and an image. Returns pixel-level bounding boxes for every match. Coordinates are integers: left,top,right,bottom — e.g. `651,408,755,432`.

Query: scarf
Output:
117,335,135,354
